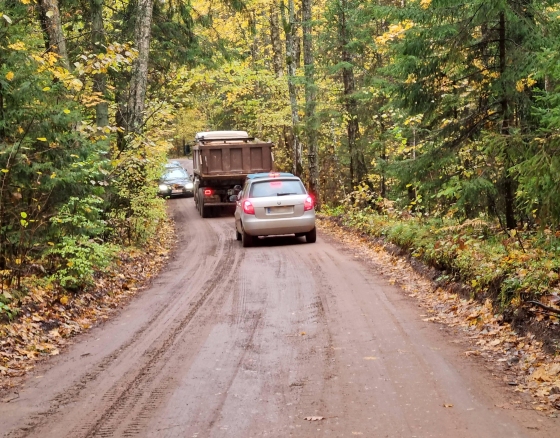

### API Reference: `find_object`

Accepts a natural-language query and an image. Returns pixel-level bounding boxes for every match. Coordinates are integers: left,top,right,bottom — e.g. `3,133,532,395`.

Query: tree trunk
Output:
91,0,108,127
269,3,283,78
281,0,302,176
381,142,386,198
302,0,319,206
125,0,154,135
250,11,259,67
37,0,70,70
0,84,4,138
499,11,516,229
338,0,366,187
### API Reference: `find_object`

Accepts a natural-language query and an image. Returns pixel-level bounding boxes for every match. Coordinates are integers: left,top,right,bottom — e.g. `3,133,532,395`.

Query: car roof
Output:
246,172,296,180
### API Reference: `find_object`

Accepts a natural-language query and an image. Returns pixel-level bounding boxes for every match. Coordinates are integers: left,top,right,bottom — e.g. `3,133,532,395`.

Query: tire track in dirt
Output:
7,277,206,436
206,311,264,431
5,200,240,438
281,250,335,423
77,238,239,438
111,217,246,437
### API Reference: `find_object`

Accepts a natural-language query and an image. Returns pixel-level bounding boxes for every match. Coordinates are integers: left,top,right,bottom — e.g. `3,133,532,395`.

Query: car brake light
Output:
243,200,255,215
304,196,314,211
204,189,213,196
270,181,282,187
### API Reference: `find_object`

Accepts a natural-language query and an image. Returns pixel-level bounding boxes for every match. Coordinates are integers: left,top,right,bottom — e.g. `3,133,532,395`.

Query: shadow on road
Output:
249,235,307,247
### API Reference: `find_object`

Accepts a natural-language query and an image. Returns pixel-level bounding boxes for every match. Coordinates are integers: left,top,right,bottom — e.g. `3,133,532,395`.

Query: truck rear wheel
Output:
197,188,204,217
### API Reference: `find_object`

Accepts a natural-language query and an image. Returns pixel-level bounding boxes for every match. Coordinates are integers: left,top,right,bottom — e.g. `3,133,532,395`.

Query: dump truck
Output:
192,131,274,217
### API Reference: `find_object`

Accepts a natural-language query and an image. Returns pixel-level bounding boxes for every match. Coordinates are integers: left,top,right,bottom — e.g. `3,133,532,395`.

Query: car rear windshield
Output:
249,179,306,198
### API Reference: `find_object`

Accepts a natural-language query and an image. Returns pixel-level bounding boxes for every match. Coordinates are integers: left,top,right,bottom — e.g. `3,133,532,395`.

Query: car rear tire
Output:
201,205,210,218
305,227,317,243
242,229,253,247
236,229,242,241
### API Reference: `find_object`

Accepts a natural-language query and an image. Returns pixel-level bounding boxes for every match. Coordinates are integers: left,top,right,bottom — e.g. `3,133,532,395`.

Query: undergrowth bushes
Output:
323,205,560,310
0,6,173,323
107,137,168,245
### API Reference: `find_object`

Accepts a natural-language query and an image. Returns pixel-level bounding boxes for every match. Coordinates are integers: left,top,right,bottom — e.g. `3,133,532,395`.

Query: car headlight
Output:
159,184,169,191
185,182,194,189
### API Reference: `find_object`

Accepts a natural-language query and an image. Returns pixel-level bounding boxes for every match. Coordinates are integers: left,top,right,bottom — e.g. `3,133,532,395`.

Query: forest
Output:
1,0,560,326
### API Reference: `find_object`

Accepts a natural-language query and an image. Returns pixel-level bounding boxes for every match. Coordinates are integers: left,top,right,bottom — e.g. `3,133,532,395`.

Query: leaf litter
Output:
0,219,175,393
318,218,560,414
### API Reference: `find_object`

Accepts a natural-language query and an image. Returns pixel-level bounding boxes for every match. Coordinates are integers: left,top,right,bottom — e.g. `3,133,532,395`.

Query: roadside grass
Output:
321,207,560,325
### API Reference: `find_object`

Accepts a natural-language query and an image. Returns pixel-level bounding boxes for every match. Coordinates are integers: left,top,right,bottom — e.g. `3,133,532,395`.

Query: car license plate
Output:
267,206,292,214
172,189,183,194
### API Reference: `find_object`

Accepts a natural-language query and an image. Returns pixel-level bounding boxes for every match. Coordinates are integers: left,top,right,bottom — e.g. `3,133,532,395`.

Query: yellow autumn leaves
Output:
5,42,25,80
516,76,537,92
375,21,415,52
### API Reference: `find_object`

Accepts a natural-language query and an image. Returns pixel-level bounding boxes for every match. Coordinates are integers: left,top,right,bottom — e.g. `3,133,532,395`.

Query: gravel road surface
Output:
1,160,558,437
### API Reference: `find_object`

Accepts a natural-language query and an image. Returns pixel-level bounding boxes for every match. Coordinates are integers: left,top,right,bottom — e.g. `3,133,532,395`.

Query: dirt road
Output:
1,162,558,437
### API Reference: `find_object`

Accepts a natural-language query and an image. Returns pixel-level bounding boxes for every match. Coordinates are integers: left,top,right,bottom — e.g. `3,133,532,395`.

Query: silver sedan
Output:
234,173,316,247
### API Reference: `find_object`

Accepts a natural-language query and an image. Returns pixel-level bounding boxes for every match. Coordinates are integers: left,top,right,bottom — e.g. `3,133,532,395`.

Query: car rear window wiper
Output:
277,192,297,196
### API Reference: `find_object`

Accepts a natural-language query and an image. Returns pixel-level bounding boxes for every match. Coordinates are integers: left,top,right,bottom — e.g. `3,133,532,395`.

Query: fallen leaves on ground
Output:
318,217,560,414
0,219,175,391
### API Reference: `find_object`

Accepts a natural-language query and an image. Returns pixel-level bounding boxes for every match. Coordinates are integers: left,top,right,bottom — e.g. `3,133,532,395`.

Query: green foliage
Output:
0,2,171,292
0,301,16,321
330,207,560,309
0,291,17,321
51,196,108,238
43,195,116,289
46,236,117,290
373,0,557,225
107,134,168,245
0,6,110,285
5,0,560,302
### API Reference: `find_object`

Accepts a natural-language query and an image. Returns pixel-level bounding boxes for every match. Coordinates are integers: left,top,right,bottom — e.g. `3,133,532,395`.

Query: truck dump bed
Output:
193,131,273,179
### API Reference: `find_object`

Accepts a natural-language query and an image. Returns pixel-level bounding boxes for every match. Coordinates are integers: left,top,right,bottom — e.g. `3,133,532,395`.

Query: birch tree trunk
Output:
302,0,319,205
126,0,154,135
281,0,302,176
37,0,70,70
91,0,108,127
269,3,284,78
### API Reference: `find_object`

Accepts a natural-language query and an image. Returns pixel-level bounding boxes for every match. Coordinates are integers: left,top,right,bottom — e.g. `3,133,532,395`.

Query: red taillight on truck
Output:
204,189,213,196
304,196,314,211
243,200,255,215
